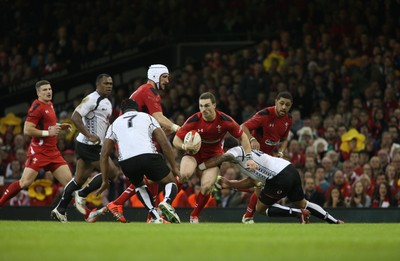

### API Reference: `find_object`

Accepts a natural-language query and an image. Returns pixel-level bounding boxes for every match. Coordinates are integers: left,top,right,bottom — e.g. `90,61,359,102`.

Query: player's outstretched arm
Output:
198,153,237,171
222,177,256,190
154,128,181,179
96,138,113,195
152,112,180,135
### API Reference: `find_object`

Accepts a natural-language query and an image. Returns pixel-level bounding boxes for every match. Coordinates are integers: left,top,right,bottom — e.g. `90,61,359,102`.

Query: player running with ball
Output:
173,92,256,223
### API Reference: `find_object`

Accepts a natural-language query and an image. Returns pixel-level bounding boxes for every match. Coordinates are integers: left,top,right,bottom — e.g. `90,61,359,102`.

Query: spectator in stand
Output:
304,156,317,175
388,125,400,144
321,156,339,184
314,166,330,194
384,164,399,196
313,138,329,164
326,150,342,170
304,177,325,207
342,160,359,185
324,126,340,152
4,160,22,182
345,180,371,208
377,131,394,154
367,107,387,140
377,148,390,171
0,147,7,176
369,156,383,182
290,109,303,135
287,139,305,169
325,170,352,200
359,173,374,197
297,126,315,150
324,187,345,208
5,148,26,177
349,151,363,176
371,182,396,208
359,150,371,167
339,128,366,161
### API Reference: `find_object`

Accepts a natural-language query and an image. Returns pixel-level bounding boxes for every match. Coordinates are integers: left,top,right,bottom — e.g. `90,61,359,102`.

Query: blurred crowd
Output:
1,0,400,209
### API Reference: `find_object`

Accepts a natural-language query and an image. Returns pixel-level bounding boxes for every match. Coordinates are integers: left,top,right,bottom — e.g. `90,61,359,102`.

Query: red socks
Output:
113,184,136,205
0,181,22,207
244,192,258,218
190,192,210,217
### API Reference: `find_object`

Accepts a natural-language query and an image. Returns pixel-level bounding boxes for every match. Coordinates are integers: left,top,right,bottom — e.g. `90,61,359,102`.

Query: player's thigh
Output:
105,158,119,179
74,159,96,184
255,199,267,214
292,199,307,209
19,168,39,188
52,165,73,186
200,166,219,192
180,155,197,178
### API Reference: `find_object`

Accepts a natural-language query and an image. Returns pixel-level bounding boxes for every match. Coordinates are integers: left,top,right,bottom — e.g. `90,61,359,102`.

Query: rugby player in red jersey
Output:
106,64,181,222
173,92,256,223
0,80,73,221
241,91,293,224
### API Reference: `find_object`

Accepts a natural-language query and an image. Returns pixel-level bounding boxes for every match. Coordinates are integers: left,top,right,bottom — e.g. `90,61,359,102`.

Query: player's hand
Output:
96,181,109,196
88,134,100,145
58,123,72,132
245,159,257,170
220,177,232,189
171,166,181,180
48,125,61,136
250,139,260,150
184,140,200,153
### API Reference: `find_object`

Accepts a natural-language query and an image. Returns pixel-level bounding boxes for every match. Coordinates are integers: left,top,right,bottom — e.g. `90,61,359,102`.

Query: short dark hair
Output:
120,99,138,113
199,92,216,104
35,80,50,91
276,91,293,102
96,73,111,84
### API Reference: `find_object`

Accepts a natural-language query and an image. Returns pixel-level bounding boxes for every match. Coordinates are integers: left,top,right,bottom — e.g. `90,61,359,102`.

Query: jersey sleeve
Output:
227,118,243,139
243,112,264,131
226,147,242,158
74,95,95,117
143,88,163,115
148,114,161,131
105,124,116,142
25,102,42,126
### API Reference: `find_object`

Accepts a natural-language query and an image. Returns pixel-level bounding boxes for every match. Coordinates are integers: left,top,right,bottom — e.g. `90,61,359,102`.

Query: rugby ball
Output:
183,130,201,155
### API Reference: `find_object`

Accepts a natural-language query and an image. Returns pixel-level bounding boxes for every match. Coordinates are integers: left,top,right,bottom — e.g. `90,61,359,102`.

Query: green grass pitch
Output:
0,221,399,261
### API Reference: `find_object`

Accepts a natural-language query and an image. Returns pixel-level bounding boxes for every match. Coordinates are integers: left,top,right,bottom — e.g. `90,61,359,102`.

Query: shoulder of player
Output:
143,84,159,96
132,84,159,100
256,106,274,116
28,100,42,113
186,112,201,124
